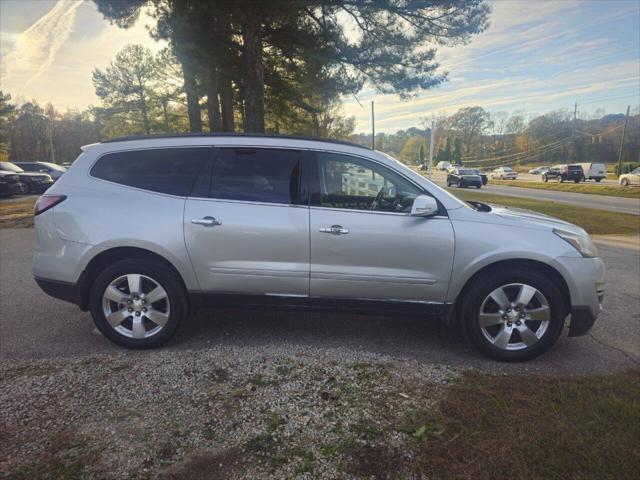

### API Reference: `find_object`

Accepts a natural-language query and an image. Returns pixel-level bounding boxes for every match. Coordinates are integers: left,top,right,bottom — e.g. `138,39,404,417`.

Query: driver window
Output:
315,152,420,213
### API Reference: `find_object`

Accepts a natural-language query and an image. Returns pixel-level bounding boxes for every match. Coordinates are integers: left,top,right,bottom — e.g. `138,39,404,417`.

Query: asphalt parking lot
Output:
0,227,638,374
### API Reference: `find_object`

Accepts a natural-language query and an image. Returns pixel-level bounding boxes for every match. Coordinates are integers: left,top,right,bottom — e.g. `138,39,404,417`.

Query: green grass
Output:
448,188,640,235
491,179,640,198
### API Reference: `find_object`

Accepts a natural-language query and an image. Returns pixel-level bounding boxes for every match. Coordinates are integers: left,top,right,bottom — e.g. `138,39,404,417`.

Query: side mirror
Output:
411,195,438,217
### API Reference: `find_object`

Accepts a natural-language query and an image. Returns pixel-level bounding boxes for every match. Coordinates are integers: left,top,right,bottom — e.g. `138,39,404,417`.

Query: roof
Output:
100,132,370,150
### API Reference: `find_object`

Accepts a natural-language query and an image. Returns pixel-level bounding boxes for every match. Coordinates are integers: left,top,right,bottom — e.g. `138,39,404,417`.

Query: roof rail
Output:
101,132,370,150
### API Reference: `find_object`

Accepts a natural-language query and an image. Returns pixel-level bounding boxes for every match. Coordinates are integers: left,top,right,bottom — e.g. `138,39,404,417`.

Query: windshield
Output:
459,169,477,175
0,162,24,173
502,167,514,172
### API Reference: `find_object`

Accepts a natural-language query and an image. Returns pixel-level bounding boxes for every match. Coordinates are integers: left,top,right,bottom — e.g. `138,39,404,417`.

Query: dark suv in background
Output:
542,164,584,183
16,161,67,181
0,161,54,193
446,167,483,188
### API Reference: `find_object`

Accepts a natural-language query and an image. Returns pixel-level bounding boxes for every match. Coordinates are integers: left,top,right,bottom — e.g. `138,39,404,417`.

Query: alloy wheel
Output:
478,283,550,351
102,273,170,339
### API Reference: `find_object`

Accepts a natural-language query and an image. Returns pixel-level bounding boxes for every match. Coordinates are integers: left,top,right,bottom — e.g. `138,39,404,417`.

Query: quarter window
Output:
314,152,421,213
90,148,209,196
210,148,300,205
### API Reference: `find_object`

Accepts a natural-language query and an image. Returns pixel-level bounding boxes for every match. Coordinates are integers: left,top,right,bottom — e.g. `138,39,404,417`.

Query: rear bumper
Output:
35,274,88,310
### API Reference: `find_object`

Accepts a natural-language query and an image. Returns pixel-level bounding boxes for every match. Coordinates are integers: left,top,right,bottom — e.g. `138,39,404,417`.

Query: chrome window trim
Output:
187,196,308,210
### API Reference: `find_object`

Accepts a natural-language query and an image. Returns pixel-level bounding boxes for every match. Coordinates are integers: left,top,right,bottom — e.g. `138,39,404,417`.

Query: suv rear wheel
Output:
459,268,566,361
89,258,188,348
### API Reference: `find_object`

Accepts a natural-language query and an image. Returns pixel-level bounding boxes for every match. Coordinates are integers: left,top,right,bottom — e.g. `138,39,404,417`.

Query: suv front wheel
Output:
459,268,566,361
89,258,188,349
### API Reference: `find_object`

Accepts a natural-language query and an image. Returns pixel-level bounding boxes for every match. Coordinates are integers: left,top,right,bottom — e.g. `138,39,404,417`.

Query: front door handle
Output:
191,216,222,227
319,225,349,235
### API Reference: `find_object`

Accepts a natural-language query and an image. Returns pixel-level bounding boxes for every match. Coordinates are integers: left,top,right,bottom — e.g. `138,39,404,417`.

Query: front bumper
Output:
568,306,600,336
552,255,605,336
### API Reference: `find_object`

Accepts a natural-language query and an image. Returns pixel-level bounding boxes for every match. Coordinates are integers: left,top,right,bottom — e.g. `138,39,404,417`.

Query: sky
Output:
0,0,639,133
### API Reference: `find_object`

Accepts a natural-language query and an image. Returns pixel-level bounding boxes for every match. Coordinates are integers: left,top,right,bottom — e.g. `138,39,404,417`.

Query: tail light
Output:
34,195,66,216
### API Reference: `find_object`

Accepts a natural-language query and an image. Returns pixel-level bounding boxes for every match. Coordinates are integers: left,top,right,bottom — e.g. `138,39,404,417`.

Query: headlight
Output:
554,229,598,258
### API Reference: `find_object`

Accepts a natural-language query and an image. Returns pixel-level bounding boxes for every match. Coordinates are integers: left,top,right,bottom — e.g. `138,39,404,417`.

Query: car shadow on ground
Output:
165,307,620,374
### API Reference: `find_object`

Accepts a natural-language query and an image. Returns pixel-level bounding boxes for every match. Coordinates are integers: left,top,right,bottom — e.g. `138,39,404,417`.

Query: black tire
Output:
542,176,548,183
595,178,602,182
458,268,566,362
89,257,188,349
621,178,629,187
476,185,482,189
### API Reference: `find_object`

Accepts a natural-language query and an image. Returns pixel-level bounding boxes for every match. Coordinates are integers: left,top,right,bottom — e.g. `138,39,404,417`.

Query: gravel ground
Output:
0,345,456,479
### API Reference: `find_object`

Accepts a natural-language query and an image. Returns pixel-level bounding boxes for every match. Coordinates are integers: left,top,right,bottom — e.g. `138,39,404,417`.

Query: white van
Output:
436,161,451,171
577,163,606,182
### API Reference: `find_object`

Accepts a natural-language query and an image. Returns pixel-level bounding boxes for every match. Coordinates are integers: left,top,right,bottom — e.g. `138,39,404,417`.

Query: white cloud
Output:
1,1,164,110
2,0,82,88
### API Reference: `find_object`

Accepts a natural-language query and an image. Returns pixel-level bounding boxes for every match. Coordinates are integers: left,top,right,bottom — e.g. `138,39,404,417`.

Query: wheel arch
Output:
78,247,189,311
449,259,571,326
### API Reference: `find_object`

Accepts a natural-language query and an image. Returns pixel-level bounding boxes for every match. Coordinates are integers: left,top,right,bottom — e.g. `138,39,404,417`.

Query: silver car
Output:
33,134,605,361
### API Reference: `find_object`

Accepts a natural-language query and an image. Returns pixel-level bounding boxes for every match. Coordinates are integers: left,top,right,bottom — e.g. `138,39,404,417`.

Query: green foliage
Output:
94,1,490,133
0,91,16,160
92,45,185,136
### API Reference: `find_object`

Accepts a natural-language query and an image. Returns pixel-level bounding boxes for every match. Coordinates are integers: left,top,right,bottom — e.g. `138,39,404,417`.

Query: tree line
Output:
353,106,640,168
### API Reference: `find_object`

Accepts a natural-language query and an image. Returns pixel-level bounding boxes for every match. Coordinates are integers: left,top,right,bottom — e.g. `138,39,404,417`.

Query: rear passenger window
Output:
90,148,209,196
210,148,300,205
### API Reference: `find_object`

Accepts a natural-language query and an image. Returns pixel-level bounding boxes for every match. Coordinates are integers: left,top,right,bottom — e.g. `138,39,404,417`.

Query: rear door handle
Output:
191,216,222,227
319,225,349,235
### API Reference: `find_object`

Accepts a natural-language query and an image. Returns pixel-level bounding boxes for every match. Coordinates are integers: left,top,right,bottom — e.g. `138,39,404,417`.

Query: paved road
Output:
425,170,640,215
1,228,638,374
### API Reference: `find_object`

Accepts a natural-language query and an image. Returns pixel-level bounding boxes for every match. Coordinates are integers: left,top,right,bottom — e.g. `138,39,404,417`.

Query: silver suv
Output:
33,134,605,361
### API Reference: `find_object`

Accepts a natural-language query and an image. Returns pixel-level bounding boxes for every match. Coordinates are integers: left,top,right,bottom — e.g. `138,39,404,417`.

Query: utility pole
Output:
371,101,375,150
616,105,630,176
428,119,435,179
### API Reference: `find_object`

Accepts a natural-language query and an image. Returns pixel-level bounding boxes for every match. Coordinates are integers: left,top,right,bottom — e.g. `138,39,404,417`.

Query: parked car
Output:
619,167,640,187
436,161,451,171
0,170,25,197
529,166,550,175
542,164,584,183
446,167,483,188
576,163,606,182
468,168,488,185
419,163,429,171
33,134,605,362
16,161,67,181
490,167,518,180
0,161,54,193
